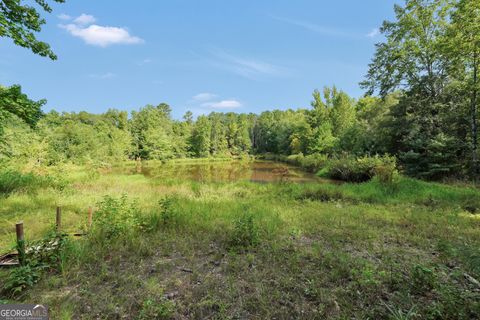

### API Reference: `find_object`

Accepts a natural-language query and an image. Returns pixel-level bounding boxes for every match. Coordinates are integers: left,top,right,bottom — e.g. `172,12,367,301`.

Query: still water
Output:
119,160,321,183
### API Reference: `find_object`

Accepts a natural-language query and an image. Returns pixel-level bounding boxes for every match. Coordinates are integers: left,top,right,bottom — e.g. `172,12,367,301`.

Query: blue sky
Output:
0,0,398,119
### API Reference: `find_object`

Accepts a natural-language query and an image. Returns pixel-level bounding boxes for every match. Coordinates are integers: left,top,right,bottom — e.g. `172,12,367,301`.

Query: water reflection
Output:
117,160,322,183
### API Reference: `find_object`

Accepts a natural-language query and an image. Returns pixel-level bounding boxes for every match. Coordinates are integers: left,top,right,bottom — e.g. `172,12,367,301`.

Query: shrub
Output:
285,153,328,172
301,154,328,172
324,157,374,182
158,195,180,228
2,232,68,297
229,212,259,249
3,265,41,297
411,264,436,294
0,170,54,195
323,155,398,183
93,195,142,239
373,156,399,186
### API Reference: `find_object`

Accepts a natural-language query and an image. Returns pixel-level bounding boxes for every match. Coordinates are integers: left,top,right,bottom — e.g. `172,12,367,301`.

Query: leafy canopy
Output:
0,0,65,60
0,85,45,136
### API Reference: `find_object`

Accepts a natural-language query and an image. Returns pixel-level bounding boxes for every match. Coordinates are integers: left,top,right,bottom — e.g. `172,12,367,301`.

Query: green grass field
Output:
1,161,479,319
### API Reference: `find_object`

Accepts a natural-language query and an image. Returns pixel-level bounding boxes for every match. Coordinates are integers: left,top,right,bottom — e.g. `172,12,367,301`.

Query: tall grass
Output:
0,162,479,319
0,170,58,195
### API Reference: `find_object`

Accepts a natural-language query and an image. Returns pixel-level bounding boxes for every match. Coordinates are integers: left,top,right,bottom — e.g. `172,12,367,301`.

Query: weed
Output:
158,195,180,228
298,188,345,202
3,265,41,297
93,194,141,239
411,264,436,294
137,298,174,320
384,303,418,320
229,211,259,249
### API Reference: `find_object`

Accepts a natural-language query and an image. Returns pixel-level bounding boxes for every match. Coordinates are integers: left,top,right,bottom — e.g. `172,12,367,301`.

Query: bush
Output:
158,195,181,228
0,170,54,195
3,265,41,297
411,264,436,294
301,154,328,172
229,212,259,249
93,195,142,239
284,153,328,173
373,156,399,186
323,155,398,183
2,232,68,297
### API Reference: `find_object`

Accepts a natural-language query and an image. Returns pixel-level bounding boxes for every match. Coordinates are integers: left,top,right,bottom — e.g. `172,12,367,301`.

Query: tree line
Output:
1,0,480,181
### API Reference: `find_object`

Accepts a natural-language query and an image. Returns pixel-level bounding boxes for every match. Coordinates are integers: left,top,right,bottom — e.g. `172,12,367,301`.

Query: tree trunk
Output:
471,52,478,177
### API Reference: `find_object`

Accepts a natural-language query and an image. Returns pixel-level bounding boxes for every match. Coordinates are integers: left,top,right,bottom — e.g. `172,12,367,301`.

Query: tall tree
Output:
0,85,44,138
360,0,459,179
445,0,480,175
361,0,451,97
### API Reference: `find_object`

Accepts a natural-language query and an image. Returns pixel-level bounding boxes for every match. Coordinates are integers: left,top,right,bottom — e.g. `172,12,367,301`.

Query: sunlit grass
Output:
1,162,479,318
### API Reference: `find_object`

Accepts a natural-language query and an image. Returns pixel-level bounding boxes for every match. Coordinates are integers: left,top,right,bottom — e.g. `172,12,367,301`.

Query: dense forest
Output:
2,0,480,181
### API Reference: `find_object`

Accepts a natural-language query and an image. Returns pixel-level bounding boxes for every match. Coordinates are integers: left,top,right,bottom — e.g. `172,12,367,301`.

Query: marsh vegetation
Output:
2,0,480,318
0,160,479,319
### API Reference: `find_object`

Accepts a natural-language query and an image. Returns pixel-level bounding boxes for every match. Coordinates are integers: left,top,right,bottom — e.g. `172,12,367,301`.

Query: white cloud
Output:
193,93,217,101
136,58,152,66
57,13,71,21
89,72,116,79
210,49,288,79
271,15,351,37
73,14,96,26
60,23,144,47
367,28,380,38
201,100,242,109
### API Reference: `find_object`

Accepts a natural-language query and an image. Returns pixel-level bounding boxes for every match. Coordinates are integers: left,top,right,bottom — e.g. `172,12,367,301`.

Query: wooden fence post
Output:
88,207,93,228
16,222,25,266
56,206,62,231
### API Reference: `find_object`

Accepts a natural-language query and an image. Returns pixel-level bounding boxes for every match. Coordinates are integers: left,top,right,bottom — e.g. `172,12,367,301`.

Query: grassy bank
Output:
0,162,479,319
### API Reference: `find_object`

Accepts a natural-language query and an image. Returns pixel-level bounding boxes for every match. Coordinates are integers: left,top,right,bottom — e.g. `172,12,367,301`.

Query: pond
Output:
116,160,324,183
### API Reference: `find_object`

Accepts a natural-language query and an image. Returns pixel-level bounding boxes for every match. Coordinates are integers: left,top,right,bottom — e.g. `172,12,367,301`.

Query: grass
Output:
0,161,479,319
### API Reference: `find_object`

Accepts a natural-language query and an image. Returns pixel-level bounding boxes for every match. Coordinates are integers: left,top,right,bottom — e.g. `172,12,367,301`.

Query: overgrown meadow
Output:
0,161,479,319
2,0,480,318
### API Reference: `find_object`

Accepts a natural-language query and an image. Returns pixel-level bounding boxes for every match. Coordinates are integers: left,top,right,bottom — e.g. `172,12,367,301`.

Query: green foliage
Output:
0,170,55,195
297,188,345,202
93,195,141,239
373,156,399,186
3,232,68,297
323,155,397,183
3,265,41,296
0,0,64,59
0,85,45,140
411,264,436,294
229,211,260,249
384,304,418,320
158,195,180,228
137,298,174,320
285,153,328,173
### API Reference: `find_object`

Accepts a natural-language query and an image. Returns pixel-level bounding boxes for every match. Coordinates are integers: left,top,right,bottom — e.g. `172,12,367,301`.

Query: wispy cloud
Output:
209,49,288,79
201,99,242,109
59,14,144,47
271,15,352,38
89,72,116,79
192,93,218,101
73,14,96,26
57,13,71,21
367,28,380,38
136,58,152,66
189,92,243,110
